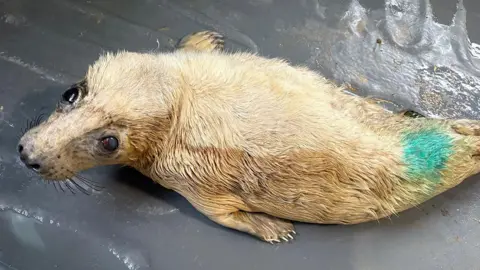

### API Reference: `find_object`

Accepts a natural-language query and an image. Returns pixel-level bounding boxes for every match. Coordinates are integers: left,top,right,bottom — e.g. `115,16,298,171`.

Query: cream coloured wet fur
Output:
18,31,480,243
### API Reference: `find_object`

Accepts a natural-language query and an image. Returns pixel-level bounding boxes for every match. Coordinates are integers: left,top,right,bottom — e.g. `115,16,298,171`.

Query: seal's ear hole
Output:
62,87,79,104
100,136,119,152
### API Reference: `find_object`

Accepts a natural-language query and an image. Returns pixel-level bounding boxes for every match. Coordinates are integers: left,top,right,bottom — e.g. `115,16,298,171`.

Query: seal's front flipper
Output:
176,31,224,52
451,120,480,136
210,211,296,243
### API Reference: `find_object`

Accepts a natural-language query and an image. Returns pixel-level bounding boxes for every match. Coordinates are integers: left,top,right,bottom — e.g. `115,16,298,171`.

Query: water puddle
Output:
290,0,480,118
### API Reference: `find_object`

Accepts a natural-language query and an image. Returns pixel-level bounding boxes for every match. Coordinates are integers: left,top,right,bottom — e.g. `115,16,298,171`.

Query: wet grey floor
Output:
1,0,480,269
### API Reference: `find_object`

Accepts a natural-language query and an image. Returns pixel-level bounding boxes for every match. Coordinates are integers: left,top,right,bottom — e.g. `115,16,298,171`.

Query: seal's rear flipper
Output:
451,120,480,136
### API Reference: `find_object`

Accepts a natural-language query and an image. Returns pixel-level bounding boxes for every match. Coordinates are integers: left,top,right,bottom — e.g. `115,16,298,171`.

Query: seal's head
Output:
17,51,176,181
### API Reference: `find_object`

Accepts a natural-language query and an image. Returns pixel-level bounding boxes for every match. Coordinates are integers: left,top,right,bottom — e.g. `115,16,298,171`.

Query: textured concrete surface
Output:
1,0,480,269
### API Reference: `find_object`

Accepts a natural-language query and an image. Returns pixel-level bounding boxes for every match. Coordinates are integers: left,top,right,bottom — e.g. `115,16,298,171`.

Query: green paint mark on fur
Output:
401,129,453,183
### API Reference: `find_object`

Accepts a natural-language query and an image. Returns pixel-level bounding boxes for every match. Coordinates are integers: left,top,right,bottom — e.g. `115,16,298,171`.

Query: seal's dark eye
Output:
101,136,118,152
62,87,79,104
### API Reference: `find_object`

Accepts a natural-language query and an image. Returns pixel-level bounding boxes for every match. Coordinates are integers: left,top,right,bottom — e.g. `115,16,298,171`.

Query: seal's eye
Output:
62,87,79,104
101,136,118,152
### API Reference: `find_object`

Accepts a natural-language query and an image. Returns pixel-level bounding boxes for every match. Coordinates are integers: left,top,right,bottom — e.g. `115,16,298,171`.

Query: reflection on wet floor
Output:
290,0,480,118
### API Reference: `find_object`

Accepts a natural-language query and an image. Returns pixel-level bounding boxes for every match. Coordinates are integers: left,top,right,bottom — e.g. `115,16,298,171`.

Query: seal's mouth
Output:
18,153,103,195
18,158,102,195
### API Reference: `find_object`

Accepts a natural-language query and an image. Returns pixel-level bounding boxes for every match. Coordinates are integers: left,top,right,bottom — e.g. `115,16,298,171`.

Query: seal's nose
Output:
18,142,42,172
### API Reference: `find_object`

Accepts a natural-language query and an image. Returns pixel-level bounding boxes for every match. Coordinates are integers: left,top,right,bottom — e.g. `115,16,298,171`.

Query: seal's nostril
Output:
18,143,43,172
30,163,41,171
26,163,40,172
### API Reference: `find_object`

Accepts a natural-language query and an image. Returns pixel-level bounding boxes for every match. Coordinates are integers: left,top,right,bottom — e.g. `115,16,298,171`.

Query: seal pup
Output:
18,31,480,243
